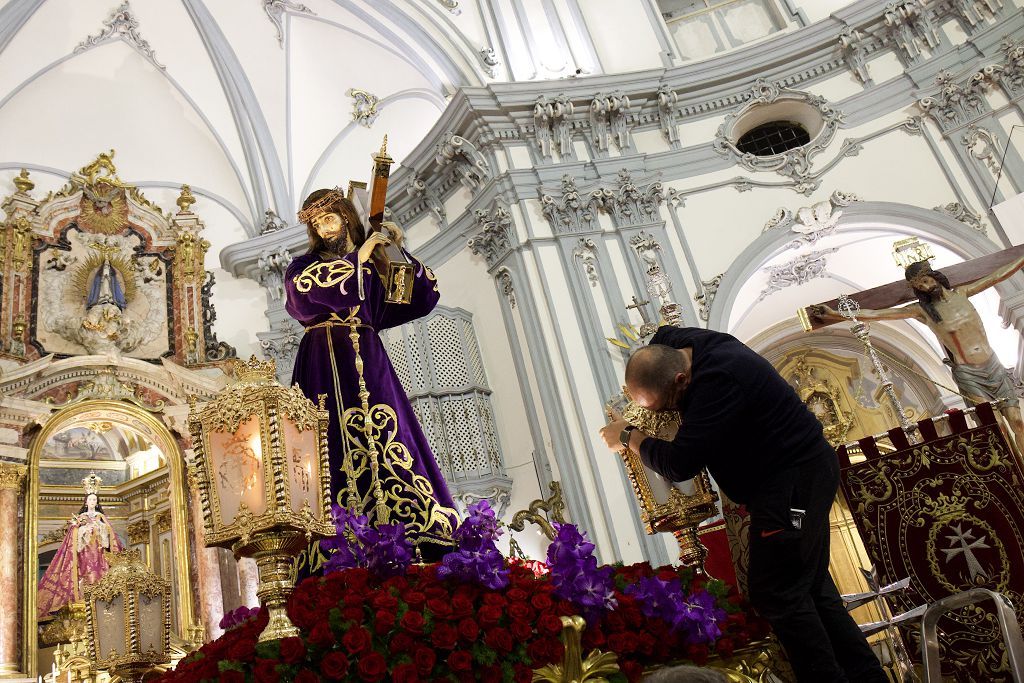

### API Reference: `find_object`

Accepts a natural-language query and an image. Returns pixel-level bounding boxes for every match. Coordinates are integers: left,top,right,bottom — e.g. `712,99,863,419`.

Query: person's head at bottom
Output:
625,343,692,412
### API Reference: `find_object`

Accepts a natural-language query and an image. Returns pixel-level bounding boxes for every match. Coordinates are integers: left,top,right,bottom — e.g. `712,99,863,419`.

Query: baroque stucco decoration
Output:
435,132,490,191
75,1,164,70
881,0,940,63
714,79,845,195
263,0,315,46
933,202,985,233
347,88,381,128
762,190,862,249
759,248,838,301
467,204,514,269
538,170,665,234
533,94,575,160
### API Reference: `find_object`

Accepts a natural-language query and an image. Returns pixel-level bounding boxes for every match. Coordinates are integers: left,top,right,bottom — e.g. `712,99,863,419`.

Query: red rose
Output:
342,589,365,607
685,643,710,665
403,590,426,607
227,636,256,662
341,626,372,655
447,650,474,672
621,660,645,682
482,593,507,607
530,593,553,611
320,651,350,680
279,637,306,664
514,663,533,683
431,622,458,650
254,660,279,683
510,619,532,641
450,594,474,618
375,610,396,636
457,618,480,642
392,662,419,683
478,604,503,627
294,669,319,683
371,592,399,610
507,588,528,603
413,646,437,674
716,637,735,657
219,671,245,683
389,631,415,654
400,610,426,634
308,621,335,649
538,613,562,636
484,627,513,653
357,651,388,682
507,602,532,622
426,597,452,619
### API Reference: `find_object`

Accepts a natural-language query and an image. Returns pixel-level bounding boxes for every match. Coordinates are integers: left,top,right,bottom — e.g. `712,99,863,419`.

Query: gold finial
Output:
176,184,197,213
374,135,392,163
82,471,102,495
892,237,935,269
13,169,34,194
79,150,122,187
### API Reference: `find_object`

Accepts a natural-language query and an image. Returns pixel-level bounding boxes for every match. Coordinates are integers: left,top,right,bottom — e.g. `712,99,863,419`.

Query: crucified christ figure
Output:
812,256,1024,451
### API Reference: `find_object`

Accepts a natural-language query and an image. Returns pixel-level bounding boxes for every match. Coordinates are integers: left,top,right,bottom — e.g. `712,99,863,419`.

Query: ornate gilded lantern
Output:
613,397,720,568
83,550,170,683
187,356,333,641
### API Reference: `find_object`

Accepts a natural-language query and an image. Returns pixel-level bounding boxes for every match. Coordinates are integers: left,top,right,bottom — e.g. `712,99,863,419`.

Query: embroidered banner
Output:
838,405,1024,681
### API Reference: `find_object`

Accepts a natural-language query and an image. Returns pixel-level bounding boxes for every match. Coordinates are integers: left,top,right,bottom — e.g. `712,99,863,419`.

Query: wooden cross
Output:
625,295,652,325
799,244,1024,331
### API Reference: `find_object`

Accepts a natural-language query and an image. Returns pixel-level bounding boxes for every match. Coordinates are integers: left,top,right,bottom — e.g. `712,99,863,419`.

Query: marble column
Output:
189,491,225,641
0,463,26,676
236,558,259,609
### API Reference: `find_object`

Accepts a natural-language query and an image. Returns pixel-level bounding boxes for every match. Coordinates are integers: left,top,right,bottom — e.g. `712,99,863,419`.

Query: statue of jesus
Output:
812,256,1024,450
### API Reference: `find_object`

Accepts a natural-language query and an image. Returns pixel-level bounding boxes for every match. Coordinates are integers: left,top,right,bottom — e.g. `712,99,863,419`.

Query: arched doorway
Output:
25,399,196,676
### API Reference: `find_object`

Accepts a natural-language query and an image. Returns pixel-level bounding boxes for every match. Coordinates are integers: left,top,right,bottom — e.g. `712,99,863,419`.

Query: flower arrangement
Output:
158,503,767,683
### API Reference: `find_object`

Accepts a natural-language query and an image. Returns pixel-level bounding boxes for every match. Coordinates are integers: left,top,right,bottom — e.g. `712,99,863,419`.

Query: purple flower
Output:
218,605,259,630
321,505,412,577
546,523,616,621
624,576,725,642
437,500,508,589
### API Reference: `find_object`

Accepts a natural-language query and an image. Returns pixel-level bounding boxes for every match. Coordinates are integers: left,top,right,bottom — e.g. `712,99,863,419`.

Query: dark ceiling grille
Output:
736,121,810,156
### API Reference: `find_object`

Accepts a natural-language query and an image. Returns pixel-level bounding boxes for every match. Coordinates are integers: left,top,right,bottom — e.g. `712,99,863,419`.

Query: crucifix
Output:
799,239,1024,451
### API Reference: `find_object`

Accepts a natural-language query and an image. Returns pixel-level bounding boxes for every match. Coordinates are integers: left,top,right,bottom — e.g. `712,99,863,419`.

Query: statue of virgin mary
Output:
37,484,124,618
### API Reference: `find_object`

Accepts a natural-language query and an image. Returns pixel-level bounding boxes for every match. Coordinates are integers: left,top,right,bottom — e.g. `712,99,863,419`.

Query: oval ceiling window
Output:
735,121,811,156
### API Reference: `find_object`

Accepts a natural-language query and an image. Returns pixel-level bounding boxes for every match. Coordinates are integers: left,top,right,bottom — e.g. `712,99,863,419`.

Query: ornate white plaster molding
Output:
262,0,315,46
75,2,164,70
347,88,380,128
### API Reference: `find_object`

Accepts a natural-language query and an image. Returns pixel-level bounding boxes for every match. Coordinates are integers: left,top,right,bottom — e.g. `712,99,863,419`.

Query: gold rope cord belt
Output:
304,320,375,333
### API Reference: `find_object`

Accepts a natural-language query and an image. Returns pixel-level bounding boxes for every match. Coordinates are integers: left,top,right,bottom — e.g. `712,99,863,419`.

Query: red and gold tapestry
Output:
838,404,1024,681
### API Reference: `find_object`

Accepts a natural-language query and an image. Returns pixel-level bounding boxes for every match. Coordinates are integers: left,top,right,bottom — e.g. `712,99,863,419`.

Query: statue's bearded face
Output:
910,274,942,293
313,212,351,253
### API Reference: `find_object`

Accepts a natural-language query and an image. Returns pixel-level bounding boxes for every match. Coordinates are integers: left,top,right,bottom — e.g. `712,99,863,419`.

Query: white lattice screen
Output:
380,307,510,508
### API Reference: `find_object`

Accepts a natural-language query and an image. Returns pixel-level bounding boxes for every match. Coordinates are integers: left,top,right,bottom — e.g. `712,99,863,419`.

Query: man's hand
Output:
600,409,629,452
809,303,840,322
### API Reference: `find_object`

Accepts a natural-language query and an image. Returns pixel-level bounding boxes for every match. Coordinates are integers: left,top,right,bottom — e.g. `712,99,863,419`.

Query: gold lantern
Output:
83,550,171,683
613,397,720,568
187,356,333,642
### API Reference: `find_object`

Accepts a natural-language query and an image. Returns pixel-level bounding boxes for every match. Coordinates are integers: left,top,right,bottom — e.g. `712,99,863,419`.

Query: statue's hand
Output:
809,304,836,321
357,231,391,264
381,221,404,249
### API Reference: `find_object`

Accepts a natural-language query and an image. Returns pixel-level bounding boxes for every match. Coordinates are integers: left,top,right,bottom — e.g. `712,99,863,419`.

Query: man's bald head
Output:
625,344,691,410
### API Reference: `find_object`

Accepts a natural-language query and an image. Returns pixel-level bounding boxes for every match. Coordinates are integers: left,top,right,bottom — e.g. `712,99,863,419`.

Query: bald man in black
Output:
601,325,885,683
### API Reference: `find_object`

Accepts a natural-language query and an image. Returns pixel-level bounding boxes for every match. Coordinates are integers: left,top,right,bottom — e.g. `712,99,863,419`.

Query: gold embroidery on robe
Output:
340,403,457,541
293,258,356,293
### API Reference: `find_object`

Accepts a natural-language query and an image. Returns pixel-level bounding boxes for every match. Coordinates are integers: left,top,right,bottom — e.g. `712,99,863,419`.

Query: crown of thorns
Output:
297,187,344,223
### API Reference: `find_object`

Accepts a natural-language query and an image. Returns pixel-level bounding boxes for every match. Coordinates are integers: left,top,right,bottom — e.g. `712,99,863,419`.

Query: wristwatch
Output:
619,425,637,451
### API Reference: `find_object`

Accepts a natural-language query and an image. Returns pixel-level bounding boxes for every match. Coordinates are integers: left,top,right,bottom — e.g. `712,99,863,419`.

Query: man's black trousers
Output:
746,450,888,683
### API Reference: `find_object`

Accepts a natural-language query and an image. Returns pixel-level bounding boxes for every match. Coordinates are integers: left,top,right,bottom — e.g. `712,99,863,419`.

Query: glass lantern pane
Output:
96,595,125,660
138,593,165,656
208,415,268,525
282,417,320,516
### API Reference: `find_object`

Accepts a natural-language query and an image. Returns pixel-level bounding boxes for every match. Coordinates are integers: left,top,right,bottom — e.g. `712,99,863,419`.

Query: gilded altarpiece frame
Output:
25,400,197,678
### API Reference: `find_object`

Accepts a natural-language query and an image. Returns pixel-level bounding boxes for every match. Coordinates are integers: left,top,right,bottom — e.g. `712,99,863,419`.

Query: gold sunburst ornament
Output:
71,245,137,306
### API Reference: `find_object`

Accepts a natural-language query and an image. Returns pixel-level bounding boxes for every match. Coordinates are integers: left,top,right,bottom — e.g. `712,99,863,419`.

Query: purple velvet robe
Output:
285,248,458,573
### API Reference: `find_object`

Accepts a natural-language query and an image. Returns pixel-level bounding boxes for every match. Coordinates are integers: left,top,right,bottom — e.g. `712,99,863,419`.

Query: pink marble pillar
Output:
236,557,259,609
190,491,225,641
0,463,26,675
